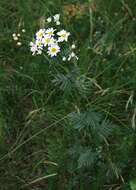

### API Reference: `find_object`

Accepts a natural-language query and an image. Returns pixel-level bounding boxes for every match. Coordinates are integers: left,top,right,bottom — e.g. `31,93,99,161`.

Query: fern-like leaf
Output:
78,149,98,168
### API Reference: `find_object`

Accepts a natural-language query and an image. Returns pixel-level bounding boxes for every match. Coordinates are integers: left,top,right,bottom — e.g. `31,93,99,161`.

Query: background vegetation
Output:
0,0,136,189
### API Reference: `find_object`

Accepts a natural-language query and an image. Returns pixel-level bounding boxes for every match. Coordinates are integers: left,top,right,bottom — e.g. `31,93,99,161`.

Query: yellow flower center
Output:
48,32,53,35
45,38,50,43
37,42,42,46
61,34,66,38
51,48,57,53
38,32,43,37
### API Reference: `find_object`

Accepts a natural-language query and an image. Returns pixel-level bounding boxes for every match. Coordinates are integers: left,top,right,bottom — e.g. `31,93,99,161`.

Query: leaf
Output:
69,109,116,142
78,149,97,168
52,73,72,92
98,119,115,137
69,109,101,130
52,70,92,96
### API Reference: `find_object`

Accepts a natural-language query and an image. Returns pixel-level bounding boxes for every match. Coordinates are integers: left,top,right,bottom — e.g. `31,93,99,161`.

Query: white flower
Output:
68,52,78,61
42,35,55,47
30,42,42,55
45,28,56,37
56,21,60,25
71,44,76,49
35,40,43,49
53,14,60,22
30,42,38,55
37,49,42,55
12,33,16,37
30,42,34,46
17,33,21,37
36,29,45,40
62,57,66,61
22,29,26,33
13,36,18,41
47,17,52,23
17,42,22,46
47,43,60,57
57,30,70,42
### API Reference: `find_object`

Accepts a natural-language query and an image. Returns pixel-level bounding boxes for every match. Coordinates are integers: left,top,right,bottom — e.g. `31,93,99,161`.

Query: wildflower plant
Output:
30,14,78,62
2,1,136,189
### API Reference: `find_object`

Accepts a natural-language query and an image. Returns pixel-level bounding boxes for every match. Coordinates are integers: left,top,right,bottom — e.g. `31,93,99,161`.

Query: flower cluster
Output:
12,29,26,46
47,14,60,25
30,14,78,61
30,28,70,57
62,44,78,62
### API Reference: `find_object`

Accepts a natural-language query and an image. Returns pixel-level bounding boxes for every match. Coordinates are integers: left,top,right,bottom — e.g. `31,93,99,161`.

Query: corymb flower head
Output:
30,14,78,61
57,30,70,42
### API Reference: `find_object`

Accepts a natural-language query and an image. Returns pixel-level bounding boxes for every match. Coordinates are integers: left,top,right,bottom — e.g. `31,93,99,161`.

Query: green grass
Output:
0,0,136,189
